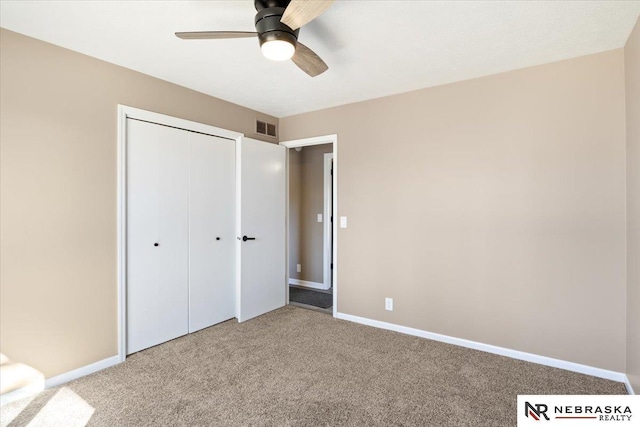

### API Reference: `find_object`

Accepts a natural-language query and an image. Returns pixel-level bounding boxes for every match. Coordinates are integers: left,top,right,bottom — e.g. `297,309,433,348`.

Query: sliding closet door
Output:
126,119,189,355
188,133,235,332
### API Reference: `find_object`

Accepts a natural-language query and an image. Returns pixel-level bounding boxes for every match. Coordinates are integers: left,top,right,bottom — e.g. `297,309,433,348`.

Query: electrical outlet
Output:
317,213,323,222
385,298,393,311
297,264,301,273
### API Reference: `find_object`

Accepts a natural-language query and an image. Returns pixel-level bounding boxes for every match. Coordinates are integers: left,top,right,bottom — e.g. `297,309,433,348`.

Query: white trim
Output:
285,148,290,306
117,105,127,363
280,134,337,149
235,137,243,322
335,312,629,384
623,377,636,395
280,134,338,316
233,136,243,322
117,105,244,359
44,355,121,389
289,278,326,290
323,153,333,291
332,137,338,316
0,381,44,406
0,380,44,406
118,105,243,140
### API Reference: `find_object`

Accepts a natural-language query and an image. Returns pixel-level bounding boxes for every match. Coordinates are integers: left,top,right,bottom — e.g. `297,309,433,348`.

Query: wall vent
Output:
256,120,277,138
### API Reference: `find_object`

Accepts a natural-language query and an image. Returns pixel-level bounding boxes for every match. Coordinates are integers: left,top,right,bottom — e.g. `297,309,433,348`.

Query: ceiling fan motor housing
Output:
254,5,299,48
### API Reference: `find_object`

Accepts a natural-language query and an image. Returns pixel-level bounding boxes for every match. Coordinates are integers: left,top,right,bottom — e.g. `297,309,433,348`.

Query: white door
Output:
127,119,189,354
188,132,235,332
237,138,286,322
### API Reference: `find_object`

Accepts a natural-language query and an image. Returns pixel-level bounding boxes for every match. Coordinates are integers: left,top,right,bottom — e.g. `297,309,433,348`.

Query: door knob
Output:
242,235,256,242
154,243,159,247
216,237,220,241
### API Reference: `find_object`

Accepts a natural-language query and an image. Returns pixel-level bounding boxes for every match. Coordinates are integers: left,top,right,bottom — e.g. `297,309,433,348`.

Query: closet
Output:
126,118,235,355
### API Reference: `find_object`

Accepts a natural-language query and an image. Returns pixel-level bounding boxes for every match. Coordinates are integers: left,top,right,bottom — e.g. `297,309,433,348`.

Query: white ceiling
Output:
1,1,639,117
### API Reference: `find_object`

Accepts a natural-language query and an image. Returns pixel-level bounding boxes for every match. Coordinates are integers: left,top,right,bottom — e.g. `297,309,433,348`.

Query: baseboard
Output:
335,312,628,385
623,376,636,395
44,355,121,389
289,278,328,290
0,381,45,406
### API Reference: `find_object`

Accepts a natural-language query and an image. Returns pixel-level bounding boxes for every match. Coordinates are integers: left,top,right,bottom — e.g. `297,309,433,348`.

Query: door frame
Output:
116,105,243,362
323,153,334,290
280,134,338,317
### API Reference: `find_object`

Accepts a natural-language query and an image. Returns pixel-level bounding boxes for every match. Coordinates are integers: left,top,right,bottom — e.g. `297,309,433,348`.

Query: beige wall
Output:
289,144,333,284
280,50,627,372
0,29,278,378
1,25,633,381
625,17,640,392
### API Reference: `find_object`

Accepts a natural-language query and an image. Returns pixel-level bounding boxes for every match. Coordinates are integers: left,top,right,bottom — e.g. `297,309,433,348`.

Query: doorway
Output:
280,135,338,316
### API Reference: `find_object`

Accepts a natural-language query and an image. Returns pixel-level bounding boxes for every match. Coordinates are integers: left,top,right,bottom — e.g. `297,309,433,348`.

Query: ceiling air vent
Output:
256,120,277,138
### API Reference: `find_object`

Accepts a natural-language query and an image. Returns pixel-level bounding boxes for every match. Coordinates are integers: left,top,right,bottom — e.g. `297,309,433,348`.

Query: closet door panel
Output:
127,119,189,354
188,133,236,332
237,138,286,322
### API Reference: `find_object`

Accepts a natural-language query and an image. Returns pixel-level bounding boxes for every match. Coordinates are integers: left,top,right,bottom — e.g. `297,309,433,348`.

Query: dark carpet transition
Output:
289,286,333,308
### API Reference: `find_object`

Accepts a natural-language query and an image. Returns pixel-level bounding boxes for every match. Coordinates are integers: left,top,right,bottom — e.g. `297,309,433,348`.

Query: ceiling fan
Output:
175,0,333,77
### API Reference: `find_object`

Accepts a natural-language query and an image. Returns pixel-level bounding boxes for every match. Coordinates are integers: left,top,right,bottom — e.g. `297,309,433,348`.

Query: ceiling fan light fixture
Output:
261,39,295,61
176,0,332,76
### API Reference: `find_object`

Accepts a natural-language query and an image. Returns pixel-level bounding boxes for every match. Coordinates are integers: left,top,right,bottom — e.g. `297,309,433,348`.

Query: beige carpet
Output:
1,306,626,426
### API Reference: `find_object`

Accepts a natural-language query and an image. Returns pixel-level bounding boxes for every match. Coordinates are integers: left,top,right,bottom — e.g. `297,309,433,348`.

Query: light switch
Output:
317,214,323,222
340,216,347,228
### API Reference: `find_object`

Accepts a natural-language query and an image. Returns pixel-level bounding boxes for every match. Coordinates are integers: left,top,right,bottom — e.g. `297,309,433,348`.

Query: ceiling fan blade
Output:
292,42,328,77
175,31,258,40
281,0,334,31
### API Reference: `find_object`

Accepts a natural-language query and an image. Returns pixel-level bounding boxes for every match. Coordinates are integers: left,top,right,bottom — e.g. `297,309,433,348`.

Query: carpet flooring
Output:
289,287,333,309
0,306,626,426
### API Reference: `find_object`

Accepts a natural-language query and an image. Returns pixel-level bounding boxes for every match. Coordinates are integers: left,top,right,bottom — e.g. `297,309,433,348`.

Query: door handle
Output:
242,235,256,242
